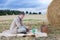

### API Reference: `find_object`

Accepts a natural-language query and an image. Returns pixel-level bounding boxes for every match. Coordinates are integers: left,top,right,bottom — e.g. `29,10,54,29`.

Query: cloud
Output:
3,0,52,8
0,0,8,8
0,0,6,4
38,0,52,4
4,0,40,8
0,0,53,14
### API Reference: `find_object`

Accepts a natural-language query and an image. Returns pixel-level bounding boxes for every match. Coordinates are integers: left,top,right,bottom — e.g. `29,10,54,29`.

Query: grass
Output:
0,19,43,32
0,15,60,40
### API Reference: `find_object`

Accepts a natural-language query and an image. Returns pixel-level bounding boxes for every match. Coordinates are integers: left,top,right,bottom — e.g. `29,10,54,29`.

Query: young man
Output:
2,12,29,34
10,12,29,34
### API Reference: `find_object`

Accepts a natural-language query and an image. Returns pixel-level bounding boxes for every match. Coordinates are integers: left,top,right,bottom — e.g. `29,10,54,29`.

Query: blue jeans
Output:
17,26,29,34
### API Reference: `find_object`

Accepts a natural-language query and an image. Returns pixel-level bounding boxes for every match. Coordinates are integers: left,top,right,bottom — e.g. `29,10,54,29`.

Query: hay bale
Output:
47,0,60,26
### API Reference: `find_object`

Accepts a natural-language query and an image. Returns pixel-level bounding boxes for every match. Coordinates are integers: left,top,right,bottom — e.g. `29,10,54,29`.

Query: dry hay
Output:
47,0,60,26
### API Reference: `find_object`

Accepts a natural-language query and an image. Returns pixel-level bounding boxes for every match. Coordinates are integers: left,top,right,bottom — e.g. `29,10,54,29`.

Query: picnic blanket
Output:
0,29,47,37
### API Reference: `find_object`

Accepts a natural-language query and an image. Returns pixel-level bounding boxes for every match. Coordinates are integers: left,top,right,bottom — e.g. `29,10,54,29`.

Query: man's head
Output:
19,12,25,19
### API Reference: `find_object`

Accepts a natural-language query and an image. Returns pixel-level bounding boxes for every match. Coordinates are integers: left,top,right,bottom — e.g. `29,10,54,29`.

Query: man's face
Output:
19,14,25,19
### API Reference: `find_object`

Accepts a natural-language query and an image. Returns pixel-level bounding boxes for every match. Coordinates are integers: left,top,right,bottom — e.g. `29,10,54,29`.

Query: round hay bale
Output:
47,0,60,26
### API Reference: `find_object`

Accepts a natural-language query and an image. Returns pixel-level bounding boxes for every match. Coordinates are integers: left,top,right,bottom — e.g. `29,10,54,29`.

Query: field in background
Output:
0,15,49,32
0,15,60,40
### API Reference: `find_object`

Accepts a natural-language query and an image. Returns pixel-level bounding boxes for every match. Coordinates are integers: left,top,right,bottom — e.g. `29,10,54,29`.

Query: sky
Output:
0,0,53,14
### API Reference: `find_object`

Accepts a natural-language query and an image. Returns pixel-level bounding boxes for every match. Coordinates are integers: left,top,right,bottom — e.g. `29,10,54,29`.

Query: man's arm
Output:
15,17,21,27
10,16,20,30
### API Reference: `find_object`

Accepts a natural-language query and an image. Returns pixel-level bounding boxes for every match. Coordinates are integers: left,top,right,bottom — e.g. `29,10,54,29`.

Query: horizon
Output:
0,0,52,14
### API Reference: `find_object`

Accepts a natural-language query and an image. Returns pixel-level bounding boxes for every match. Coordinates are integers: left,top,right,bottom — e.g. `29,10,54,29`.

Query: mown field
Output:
0,15,48,32
0,15,60,40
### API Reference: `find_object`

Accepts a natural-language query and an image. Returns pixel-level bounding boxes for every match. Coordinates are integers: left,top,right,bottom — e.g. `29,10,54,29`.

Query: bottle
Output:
32,26,36,34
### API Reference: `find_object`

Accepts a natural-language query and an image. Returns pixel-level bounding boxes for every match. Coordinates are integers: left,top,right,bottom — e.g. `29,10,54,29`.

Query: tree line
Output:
0,10,41,16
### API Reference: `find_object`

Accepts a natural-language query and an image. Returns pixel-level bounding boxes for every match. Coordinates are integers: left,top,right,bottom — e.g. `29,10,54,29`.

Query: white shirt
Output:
2,16,23,34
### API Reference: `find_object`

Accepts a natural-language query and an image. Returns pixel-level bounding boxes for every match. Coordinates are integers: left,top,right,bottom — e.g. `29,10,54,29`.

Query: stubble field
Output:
0,15,60,40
